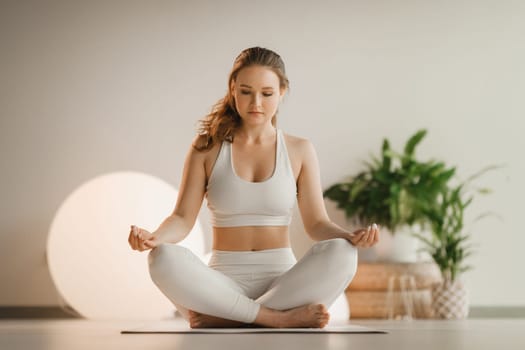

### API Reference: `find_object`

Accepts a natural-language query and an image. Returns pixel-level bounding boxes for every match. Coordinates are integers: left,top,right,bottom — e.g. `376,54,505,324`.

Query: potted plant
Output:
323,129,455,262
414,165,500,319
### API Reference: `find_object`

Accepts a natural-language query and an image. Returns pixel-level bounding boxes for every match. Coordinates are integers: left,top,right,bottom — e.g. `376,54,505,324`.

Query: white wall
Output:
1,0,523,307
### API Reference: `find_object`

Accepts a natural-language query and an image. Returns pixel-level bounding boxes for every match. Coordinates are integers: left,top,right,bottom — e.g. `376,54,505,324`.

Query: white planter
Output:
432,279,469,319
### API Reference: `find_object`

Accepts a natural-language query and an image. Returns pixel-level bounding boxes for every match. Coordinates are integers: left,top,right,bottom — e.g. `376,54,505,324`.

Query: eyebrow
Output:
240,84,274,90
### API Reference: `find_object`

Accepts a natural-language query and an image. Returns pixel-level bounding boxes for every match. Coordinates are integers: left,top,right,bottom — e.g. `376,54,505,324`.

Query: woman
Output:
128,47,379,329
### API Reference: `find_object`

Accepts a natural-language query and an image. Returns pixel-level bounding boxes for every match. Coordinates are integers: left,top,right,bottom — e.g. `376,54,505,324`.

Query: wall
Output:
0,0,523,307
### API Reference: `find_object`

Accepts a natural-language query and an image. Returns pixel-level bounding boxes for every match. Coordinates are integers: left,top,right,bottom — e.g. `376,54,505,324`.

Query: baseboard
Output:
1,306,524,319
0,307,82,319
468,306,525,318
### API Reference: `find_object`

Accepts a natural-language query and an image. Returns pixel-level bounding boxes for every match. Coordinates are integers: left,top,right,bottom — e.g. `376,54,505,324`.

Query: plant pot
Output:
432,279,469,319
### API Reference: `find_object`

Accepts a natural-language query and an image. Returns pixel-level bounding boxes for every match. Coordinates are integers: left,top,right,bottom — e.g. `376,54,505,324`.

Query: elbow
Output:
305,219,332,241
170,211,197,229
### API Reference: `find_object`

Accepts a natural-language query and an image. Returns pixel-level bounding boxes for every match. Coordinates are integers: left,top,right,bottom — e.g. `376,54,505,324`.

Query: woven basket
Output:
432,279,469,319
348,262,442,291
346,289,434,319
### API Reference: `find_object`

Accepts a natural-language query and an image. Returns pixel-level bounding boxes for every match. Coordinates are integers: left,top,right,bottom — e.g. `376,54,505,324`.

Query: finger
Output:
144,239,156,249
138,236,148,251
135,227,142,240
349,230,359,242
139,230,151,241
129,233,138,250
130,226,140,250
367,228,376,244
136,237,144,251
354,227,369,247
364,225,374,244
355,230,368,245
375,225,381,242
131,234,139,250
138,228,151,241
140,234,153,251
362,226,371,243
133,232,143,251
133,226,142,244
352,230,363,243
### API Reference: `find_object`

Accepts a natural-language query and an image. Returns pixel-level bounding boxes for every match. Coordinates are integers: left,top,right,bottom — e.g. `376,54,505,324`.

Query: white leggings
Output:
148,238,357,324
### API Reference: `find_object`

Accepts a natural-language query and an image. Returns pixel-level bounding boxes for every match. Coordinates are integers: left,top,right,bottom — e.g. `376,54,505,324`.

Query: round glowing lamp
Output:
47,172,205,320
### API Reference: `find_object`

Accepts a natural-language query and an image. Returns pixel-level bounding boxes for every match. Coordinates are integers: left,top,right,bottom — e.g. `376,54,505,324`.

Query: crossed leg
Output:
148,239,357,328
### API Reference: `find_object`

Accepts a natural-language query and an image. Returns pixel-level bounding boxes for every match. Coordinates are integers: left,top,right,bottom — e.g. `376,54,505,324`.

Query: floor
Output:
1,318,524,350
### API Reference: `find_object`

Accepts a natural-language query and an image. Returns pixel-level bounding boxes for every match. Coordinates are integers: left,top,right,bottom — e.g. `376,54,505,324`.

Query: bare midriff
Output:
212,226,291,251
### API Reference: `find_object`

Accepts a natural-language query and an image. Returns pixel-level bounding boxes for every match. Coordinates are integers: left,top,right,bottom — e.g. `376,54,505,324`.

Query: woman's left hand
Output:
348,223,380,248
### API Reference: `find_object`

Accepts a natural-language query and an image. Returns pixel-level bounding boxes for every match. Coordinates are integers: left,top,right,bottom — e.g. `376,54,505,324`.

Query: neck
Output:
236,125,276,144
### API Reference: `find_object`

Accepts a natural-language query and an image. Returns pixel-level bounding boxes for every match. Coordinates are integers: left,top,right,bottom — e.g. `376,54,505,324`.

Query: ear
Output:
230,81,236,97
280,87,287,100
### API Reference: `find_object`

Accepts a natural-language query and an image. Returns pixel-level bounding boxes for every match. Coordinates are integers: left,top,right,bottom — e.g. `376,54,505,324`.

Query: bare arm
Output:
296,139,379,247
129,140,208,251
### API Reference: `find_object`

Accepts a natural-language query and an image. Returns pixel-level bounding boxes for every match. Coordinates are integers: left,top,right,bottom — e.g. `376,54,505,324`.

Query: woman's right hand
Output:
128,225,161,252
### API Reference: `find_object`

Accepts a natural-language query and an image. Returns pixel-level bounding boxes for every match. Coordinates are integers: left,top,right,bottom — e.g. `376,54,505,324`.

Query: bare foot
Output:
280,304,330,328
189,304,330,329
255,304,330,328
188,310,247,328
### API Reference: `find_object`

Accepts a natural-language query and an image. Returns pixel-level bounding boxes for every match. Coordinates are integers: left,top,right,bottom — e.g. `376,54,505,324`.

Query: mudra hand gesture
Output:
128,225,160,251
348,223,380,248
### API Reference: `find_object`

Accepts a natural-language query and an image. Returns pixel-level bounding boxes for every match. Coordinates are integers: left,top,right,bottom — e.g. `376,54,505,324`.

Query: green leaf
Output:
349,181,367,201
381,139,392,171
403,129,427,158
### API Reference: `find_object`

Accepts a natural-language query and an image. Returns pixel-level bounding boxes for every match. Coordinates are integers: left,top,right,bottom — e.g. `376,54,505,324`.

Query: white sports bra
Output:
206,129,297,227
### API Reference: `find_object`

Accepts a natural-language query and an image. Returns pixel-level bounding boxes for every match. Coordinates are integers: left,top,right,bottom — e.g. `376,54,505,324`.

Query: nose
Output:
251,93,262,107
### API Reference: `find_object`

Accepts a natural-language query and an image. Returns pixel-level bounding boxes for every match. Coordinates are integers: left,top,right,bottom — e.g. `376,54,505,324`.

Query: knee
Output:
148,244,190,282
319,238,358,276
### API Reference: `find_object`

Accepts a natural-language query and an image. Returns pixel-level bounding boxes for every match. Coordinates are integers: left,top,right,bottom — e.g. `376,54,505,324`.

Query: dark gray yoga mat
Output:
121,322,387,334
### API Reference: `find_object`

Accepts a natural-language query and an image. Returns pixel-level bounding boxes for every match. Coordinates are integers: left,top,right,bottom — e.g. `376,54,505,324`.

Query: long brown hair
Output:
193,47,289,151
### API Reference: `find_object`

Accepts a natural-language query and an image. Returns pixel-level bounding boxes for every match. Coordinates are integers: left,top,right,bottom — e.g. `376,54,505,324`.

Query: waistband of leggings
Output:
209,247,296,266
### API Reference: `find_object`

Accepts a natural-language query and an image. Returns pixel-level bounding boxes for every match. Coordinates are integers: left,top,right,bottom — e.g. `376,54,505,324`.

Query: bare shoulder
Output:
282,132,316,160
189,135,221,157
190,135,222,176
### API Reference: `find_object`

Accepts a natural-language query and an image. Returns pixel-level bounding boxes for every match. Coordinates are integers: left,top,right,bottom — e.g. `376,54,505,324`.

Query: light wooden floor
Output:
1,318,524,350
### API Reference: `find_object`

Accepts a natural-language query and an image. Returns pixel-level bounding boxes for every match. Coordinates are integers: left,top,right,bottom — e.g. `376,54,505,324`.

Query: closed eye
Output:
240,90,274,97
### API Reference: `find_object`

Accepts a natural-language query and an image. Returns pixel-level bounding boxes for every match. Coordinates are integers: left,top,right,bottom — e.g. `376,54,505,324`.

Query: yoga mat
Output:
121,322,387,334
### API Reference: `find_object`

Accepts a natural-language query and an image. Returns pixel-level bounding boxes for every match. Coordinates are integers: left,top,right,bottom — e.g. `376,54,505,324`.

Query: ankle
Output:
254,306,284,328
273,309,285,328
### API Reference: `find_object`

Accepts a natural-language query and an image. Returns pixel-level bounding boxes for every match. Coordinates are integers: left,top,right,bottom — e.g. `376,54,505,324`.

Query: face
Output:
231,65,285,127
